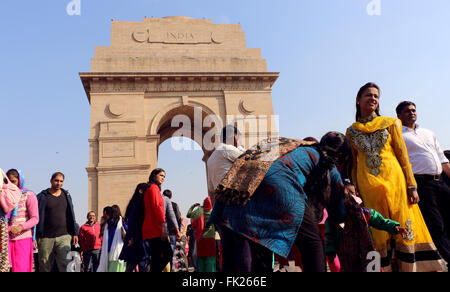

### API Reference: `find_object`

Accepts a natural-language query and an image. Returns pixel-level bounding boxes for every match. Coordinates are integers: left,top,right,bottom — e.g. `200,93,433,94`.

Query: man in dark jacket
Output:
36,172,79,272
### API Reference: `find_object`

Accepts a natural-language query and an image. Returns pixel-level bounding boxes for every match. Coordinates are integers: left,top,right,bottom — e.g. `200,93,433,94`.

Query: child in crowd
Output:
325,180,408,272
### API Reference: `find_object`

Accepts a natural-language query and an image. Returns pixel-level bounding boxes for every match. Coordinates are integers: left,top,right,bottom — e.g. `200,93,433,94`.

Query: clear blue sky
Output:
2,0,450,224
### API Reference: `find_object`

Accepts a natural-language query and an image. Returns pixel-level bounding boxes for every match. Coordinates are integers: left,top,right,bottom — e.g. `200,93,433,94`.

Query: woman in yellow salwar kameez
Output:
346,82,444,272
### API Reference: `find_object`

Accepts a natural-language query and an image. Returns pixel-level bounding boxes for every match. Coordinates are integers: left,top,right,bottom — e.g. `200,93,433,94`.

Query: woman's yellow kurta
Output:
346,115,444,272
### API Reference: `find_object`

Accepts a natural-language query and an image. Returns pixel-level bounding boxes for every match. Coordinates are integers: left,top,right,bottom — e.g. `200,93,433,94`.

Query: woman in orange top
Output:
346,82,444,272
142,168,172,272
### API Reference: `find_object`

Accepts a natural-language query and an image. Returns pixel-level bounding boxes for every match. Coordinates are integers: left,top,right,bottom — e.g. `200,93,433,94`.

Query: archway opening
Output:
155,105,221,217
157,137,209,218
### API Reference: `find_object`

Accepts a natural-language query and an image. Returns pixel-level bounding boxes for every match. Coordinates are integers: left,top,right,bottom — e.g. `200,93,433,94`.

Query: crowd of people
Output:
1,82,450,272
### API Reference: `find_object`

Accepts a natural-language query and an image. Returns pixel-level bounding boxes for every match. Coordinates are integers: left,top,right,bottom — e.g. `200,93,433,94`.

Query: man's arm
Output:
65,191,79,245
432,132,450,177
224,146,244,162
442,162,450,178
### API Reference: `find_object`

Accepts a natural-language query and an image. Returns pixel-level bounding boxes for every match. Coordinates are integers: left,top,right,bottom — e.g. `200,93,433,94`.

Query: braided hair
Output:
306,132,351,221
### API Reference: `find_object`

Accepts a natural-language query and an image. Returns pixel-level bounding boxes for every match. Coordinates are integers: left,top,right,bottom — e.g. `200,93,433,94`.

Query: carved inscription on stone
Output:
132,30,223,44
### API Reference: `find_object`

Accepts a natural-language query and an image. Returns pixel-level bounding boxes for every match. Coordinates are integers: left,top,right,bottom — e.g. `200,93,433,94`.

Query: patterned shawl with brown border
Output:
214,137,317,206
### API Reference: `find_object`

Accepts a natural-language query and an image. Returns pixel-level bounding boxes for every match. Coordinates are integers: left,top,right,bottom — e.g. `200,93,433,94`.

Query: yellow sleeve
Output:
390,119,417,188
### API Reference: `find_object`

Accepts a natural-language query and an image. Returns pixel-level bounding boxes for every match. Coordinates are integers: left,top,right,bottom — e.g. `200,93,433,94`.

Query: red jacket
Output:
142,184,165,240
79,222,102,252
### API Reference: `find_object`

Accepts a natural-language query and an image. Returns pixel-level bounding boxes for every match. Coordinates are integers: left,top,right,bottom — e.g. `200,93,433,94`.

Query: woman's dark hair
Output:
100,206,113,236
355,82,381,121
124,183,149,221
148,168,165,187
6,169,19,180
6,169,20,187
306,132,352,221
103,206,112,215
110,205,122,226
321,131,353,180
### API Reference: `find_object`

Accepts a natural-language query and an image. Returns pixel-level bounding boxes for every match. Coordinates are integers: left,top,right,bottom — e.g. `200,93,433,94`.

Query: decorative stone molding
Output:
108,102,127,117
239,99,255,115
80,73,278,103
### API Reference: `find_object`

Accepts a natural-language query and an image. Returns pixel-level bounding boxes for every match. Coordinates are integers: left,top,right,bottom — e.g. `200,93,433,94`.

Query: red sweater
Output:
79,222,102,252
142,184,165,240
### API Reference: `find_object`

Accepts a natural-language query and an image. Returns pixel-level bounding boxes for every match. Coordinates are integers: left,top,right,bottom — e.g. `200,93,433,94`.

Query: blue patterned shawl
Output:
210,146,345,258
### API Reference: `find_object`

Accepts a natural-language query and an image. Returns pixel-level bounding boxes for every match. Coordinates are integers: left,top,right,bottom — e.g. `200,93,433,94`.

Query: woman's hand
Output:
10,225,24,235
407,188,420,205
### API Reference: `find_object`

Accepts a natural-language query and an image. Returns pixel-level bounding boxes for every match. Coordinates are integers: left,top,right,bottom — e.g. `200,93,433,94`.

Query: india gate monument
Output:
80,16,279,215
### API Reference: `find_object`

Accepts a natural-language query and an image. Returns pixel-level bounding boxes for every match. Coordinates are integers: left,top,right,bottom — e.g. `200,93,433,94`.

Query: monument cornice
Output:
88,135,160,143
87,164,152,174
80,72,279,103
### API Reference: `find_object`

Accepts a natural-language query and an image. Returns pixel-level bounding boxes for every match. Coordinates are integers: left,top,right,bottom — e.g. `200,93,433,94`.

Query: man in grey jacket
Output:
162,191,181,271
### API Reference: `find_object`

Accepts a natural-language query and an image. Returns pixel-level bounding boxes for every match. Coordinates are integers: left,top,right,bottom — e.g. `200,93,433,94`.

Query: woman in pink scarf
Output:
1,168,21,272
6,169,39,272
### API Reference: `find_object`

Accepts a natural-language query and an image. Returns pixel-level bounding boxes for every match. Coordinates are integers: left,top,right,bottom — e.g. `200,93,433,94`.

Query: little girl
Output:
325,180,408,272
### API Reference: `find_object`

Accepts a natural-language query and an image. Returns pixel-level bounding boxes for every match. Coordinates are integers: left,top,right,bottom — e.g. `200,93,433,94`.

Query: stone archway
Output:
80,16,279,216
